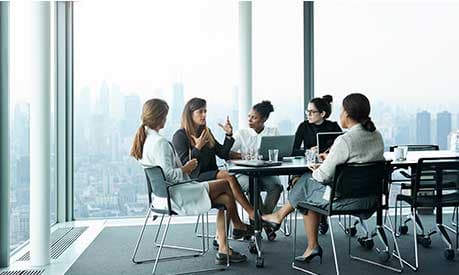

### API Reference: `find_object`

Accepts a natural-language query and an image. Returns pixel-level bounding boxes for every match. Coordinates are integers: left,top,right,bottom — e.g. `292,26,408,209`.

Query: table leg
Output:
250,175,264,267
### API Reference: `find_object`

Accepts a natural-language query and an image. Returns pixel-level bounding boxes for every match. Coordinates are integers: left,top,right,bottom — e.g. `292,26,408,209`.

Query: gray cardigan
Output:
312,123,385,183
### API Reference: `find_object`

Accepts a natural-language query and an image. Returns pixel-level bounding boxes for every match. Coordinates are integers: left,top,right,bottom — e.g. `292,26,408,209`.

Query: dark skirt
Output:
198,170,219,181
288,172,329,213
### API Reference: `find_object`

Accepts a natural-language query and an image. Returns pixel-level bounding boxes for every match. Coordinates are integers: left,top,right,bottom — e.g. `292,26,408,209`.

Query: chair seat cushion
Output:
397,191,459,207
297,195,379,219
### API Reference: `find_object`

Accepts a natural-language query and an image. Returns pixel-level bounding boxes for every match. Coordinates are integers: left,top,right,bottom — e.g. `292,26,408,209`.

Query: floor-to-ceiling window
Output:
9,1,57,252
73,0,238,219
252,0,304,135
315,1,459,150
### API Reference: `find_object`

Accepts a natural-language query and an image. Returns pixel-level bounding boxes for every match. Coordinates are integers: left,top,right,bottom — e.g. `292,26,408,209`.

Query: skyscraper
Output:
122,95,141,138
170,82,185,130
416,111,431,144
437,111,452,150
97,81,110,115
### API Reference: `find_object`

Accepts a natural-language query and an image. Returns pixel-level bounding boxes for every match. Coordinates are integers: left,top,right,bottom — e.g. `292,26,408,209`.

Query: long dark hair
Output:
310,95,333,119
342,93,376,132
252,100,274,119
181,97,216,147
130,98,169,160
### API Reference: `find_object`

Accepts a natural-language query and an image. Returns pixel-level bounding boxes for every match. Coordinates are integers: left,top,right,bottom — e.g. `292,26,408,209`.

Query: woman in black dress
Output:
173,98,255,223
292,95,342,156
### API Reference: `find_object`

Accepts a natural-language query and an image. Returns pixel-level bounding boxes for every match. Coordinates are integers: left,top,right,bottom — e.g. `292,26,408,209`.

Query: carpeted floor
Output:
66,215,459,275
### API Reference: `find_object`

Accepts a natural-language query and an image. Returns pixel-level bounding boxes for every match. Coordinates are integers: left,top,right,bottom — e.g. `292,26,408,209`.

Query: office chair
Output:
131,166,229,274
388,144,440,236
393,157,459,271
292,161,403,275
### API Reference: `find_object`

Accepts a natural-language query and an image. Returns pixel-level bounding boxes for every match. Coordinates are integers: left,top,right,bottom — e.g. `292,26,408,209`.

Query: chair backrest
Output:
389,144,439,152
333,161,390,199
144,166,170,204
413,157,459,205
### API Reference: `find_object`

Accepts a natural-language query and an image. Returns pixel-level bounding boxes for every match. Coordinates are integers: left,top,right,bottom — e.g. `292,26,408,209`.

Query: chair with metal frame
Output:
291,161,403,275
393,157,459,271
131,166,229,274
388,144,440,236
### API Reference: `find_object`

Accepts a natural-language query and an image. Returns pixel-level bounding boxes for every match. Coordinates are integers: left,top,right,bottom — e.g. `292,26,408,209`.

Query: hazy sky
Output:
315,0,459,112
9,0,459,117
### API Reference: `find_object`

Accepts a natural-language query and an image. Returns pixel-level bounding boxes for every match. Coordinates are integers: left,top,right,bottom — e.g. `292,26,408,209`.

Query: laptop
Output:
232,159,282,167
258,135,295,161
316,132,344,154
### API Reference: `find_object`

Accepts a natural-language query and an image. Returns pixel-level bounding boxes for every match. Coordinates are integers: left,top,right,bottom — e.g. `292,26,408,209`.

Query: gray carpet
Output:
66,215,459,275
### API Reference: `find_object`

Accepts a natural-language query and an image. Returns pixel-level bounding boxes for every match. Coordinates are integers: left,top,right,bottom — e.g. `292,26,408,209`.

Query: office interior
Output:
1,1,459,274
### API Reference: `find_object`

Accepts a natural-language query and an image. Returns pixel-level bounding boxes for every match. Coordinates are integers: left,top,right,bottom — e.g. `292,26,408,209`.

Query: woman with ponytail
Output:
261,93,384,263
131,98,250,264
293,95,342,156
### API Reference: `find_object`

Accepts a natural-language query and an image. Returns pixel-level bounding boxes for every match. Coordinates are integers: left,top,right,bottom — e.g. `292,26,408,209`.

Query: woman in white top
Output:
230,101,283,240
262,93,384,263
130,99,250,264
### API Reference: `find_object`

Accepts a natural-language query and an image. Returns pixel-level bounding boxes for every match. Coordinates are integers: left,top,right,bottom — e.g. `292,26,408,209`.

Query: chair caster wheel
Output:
398,225,408,235
378,251,391,262
417,235,431,248
444,249,455,260
319,223,329,235
346,227,357,237
256,257,264,268
358,237,374,250
249,242,258,254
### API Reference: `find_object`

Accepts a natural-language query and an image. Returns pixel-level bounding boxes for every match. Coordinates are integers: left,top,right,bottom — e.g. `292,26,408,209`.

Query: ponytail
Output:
130,125,147,160
361,117,376,132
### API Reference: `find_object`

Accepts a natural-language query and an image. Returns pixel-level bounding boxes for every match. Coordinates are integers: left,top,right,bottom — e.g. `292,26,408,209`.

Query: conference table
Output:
227,150,459,268
227,158,310,268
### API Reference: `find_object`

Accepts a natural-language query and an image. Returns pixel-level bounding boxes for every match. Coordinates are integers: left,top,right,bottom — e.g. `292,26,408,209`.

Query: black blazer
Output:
292,120,342,156
172,128,234,176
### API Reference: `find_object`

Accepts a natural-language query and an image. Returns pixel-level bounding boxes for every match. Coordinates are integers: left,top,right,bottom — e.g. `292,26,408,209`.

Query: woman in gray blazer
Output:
130,98,250,264
262,93,384,263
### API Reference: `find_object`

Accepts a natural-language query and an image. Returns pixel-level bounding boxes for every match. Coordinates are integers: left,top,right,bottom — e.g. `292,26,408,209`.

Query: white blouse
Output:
138,128,211,215
232,127,279,153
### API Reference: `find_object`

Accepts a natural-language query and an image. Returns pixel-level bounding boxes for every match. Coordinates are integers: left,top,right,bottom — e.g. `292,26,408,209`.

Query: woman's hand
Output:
308,163,320,171
191,128,208,150
318,152,328,161
218,116,233,136
182,159,198,174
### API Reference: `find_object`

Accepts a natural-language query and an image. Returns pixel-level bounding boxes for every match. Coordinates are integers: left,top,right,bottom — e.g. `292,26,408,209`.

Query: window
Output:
252,0,304,135
9,1,57,252
315,1,459,149
74,0,238,218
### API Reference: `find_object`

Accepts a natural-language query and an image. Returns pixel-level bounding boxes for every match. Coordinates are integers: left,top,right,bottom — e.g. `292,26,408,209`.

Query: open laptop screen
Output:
316,132,344,154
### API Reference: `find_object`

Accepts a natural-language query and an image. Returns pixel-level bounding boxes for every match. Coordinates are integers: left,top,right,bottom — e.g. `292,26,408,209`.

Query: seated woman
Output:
131,98,249,264
230,100,283,239
292,95,342,156
173,98,256,225
262,93,384,262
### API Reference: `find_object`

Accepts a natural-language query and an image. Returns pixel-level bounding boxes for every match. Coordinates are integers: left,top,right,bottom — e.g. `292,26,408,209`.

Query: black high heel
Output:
262,219,281,232
295,246,323,263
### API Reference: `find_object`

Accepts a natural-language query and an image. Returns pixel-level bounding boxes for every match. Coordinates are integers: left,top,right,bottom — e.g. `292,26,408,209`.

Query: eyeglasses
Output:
305,109,320,115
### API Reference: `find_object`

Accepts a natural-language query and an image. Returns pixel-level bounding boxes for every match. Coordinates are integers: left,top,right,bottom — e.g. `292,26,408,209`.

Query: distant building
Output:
437,111,452,150
416,111,431,144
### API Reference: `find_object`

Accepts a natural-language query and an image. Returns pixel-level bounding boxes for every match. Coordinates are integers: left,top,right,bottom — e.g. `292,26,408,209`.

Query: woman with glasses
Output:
292,95,342,156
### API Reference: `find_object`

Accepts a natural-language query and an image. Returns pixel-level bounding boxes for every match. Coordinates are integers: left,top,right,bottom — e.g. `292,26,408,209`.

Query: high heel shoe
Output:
295,246,323,264
262,219,281,232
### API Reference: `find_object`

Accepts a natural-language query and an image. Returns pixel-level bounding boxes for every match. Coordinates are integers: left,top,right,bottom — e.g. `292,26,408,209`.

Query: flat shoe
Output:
215,251,247,264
